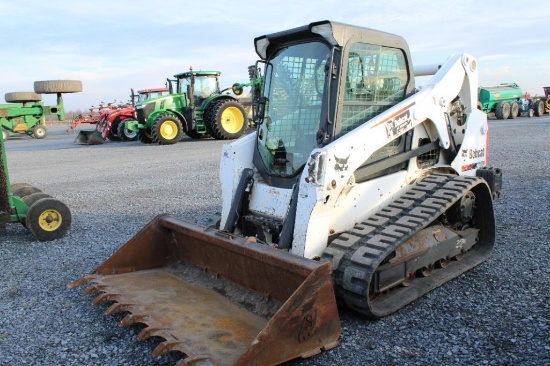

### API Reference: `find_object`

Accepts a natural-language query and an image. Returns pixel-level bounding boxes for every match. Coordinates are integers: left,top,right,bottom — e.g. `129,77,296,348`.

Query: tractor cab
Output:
173,70,222,102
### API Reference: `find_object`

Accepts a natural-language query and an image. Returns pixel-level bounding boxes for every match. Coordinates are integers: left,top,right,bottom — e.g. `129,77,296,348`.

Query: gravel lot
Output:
1,117,549,366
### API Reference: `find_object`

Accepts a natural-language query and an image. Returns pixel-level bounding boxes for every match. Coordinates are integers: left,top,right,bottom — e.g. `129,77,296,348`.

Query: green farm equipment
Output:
1,80,82,140
478,83,524,120
124,68,248,145
0,128,72,240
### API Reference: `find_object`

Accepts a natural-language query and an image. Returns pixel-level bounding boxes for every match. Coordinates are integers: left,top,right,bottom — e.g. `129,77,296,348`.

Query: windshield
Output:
177,75,219,99
257,41,330,178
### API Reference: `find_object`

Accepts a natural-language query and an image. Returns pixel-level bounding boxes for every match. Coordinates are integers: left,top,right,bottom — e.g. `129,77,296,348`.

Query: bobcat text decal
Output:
461,148,485,160
385,109,412,139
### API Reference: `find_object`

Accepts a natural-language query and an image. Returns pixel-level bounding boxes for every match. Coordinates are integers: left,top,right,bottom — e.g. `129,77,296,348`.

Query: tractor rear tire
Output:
5,92,42,103
117,120,138,141
138,129,155,144
495,102,510,120
151,114,183,145
32,125,47,139
26,197,72,241
34,80,83,94
534,100,545,117
509,102,519,119
205,99,247,140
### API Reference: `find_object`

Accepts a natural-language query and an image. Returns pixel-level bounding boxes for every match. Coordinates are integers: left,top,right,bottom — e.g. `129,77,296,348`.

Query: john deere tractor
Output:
124,68,248,145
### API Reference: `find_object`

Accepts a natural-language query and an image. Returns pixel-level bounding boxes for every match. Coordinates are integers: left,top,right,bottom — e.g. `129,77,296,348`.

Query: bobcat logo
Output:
334,155,350,171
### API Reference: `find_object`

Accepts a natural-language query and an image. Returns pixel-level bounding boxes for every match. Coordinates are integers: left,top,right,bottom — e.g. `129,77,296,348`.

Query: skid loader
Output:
70,20,502,365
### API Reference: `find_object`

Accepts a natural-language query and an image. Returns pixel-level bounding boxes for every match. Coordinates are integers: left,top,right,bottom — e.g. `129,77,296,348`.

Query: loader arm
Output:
296,53,486,258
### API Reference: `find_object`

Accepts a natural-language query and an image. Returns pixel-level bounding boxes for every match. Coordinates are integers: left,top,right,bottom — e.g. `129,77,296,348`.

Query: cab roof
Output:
173,71,221,78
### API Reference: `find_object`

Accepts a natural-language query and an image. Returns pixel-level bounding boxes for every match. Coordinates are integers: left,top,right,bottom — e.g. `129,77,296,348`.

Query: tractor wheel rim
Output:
160,121,178,140
221,107,244,134
38,209,62,231
36,129,45,137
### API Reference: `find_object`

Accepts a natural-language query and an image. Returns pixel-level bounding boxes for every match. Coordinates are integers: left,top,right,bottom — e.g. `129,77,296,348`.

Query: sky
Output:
0,0,548,112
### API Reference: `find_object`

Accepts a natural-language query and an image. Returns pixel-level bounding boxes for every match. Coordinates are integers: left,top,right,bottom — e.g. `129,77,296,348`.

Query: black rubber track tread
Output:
321,173,494,319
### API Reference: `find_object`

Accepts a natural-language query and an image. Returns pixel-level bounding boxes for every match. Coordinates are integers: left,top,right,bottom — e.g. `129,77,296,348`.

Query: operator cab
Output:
252,20,414,188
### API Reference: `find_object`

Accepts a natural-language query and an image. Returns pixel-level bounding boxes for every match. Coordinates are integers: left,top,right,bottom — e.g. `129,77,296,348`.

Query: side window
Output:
338,43,408,137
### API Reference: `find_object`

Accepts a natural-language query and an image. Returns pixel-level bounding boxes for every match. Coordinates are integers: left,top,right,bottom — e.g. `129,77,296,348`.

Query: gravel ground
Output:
1,117,549,366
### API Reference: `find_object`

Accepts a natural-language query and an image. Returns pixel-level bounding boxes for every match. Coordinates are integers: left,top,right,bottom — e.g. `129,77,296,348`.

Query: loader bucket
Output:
74,130,104,145
68,214,341,365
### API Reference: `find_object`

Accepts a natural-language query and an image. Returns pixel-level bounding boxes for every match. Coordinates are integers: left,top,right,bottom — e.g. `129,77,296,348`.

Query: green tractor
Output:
0,128,72,241
1,80,82,140
124,68,249,145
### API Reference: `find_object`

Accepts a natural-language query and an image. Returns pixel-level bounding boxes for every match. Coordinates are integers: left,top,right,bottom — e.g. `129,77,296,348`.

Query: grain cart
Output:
0,126,71,240
70,20,502,365
124,69,247,145
478,82,523,119
1,80,82,140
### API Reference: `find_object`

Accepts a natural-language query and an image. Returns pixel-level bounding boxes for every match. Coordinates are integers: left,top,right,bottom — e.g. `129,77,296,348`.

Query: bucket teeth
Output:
152,340,182,356
82,284,106,295
119,313,148,327
104,302,132,316
91,292,118,305
67,275,96,289
175,354,213,366
137,326,163,341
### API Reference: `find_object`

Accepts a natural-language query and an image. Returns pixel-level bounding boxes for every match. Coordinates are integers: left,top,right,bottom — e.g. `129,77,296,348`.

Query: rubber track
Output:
321,173,490,319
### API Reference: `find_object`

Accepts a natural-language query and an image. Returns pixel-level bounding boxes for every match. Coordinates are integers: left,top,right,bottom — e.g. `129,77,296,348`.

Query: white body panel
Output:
220,53,488,259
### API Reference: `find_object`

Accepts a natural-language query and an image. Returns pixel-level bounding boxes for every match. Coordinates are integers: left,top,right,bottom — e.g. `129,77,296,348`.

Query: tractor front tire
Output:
495,102,510,120
26,197,72,241
205,99,247,140
107,118,122,141
151,114,183,145
34,80,83,94
5,92,42,103
117,120,138,141
138,129,155,144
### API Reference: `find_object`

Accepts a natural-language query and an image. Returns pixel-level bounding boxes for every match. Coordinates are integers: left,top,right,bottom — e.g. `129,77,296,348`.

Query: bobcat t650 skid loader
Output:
70,20,502,365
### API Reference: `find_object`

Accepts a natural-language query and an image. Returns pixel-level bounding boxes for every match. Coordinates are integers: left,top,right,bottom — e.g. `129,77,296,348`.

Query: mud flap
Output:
74,130,104,145
69,215,341,365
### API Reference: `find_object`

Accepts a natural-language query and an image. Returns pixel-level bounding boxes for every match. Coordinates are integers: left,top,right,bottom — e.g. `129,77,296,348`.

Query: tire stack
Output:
2,80,82,140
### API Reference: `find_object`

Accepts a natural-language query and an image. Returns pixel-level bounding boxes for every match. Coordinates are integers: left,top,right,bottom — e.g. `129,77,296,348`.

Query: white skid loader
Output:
70,20,502,365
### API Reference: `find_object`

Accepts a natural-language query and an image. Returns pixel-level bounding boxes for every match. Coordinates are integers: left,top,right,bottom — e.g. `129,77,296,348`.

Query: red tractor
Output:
75,88,169,145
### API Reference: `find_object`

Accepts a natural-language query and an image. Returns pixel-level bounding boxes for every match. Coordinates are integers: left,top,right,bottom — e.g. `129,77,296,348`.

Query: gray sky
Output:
1,0,548,111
